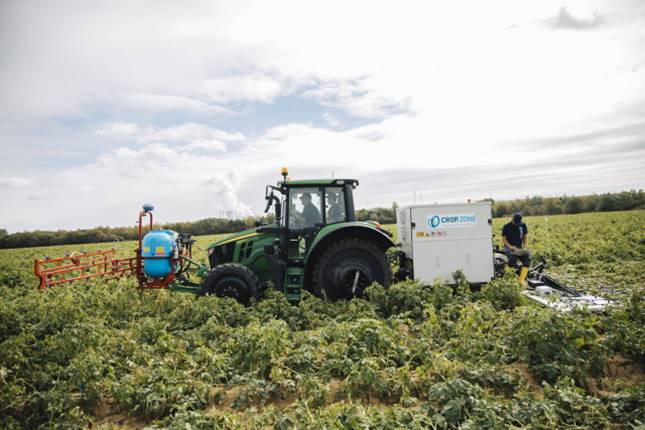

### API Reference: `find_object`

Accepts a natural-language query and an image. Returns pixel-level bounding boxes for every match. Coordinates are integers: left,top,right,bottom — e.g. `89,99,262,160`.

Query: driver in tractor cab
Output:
502,212,531,285
300,192,321,227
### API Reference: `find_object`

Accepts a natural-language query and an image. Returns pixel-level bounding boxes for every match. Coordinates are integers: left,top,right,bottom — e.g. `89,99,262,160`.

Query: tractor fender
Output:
304,222,396,287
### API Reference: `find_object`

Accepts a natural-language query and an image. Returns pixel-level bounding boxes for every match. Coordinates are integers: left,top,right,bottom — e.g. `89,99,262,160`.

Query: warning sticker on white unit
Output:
427,213,476,229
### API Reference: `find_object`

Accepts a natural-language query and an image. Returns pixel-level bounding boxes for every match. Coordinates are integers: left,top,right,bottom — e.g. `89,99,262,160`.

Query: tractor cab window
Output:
325,187,346,223
289,188,322,229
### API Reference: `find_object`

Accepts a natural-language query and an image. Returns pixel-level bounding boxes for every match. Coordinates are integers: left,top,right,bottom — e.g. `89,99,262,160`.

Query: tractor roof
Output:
281,178,359,187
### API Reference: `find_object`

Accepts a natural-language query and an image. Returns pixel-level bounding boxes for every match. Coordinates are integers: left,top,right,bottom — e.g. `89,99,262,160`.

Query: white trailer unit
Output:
397,202,494,284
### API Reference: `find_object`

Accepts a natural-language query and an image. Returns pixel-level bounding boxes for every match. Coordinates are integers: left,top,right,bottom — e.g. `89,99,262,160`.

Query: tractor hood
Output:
207,227,260,250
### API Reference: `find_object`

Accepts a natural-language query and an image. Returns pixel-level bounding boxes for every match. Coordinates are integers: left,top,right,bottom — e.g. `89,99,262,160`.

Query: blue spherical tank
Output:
142,230,177,278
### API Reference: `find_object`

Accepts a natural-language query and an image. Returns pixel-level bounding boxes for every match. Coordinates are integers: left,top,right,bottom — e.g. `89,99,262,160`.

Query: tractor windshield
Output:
289,188,322,229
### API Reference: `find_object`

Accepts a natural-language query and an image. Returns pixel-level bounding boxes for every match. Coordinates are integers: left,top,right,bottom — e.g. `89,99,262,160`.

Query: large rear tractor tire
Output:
199,263,258,305
311,238,391,301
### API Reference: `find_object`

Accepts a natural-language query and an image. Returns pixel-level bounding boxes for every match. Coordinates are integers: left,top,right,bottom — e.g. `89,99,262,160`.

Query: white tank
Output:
397,202,494,284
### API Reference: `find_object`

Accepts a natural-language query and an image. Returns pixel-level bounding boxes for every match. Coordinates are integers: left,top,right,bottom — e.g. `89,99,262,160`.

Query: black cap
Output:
512,212,522,222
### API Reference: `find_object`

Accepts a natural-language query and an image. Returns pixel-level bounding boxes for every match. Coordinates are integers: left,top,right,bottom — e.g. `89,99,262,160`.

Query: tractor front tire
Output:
200,263,258,305
311,238,391,301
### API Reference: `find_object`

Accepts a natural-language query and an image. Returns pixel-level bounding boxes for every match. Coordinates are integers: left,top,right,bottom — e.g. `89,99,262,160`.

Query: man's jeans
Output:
504,246,531,267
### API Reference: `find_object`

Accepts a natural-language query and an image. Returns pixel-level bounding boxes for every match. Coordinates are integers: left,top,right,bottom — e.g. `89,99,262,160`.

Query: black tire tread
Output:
200,263,258,304
310,238,391,300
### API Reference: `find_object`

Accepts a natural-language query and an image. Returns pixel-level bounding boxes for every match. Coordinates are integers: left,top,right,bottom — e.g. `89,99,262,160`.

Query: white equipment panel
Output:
397,203,494,284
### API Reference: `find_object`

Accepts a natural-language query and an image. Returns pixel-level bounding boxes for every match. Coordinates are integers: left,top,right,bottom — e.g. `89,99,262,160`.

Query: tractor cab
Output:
275,176,358,260
204,168,395,304
258,168,394,301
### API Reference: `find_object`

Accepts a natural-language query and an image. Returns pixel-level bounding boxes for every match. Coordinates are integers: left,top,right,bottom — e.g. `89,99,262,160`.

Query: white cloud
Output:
304,77,411,119
202,73,285,104
182,140,227,151
549,6,604,30
137,123,244,144
29,143,255,229
123,93,235,115
323,111,341,129
0,177,30,188
96,122,140,137
96,122,244,152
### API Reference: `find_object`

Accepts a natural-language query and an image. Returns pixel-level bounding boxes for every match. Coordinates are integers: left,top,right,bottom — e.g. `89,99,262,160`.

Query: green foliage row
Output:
0,209,643,429
0,278,643,428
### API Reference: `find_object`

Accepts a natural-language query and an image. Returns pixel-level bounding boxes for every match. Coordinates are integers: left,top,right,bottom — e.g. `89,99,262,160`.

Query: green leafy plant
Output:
0,210,643,428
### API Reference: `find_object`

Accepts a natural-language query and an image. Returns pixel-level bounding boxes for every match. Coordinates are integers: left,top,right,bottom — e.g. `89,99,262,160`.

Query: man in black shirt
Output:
502,212,530,285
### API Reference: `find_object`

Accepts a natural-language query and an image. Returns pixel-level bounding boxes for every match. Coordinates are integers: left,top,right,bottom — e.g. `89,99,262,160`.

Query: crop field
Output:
0,210,643,429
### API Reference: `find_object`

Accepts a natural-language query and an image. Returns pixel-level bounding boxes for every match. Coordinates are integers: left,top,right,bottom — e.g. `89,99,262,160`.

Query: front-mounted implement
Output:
34,204,210,293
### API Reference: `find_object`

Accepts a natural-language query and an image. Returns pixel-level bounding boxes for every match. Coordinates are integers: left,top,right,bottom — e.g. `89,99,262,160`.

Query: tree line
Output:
1,189,642,249
0,218,249,249
486,189,645,218
356,189,645,222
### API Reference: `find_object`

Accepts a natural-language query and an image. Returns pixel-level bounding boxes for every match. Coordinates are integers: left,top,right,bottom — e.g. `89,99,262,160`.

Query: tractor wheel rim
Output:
340,268,370,296
222,283,241,299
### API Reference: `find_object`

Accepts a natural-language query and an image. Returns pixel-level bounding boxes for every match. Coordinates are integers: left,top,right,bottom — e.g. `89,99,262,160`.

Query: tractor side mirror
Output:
264,191,274,213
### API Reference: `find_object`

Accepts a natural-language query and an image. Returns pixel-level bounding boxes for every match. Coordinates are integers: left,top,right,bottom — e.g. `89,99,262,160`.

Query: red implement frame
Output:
34,207,181,290
34,249,136,289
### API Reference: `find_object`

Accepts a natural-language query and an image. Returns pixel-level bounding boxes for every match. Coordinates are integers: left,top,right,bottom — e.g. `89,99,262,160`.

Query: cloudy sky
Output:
1,0,644,232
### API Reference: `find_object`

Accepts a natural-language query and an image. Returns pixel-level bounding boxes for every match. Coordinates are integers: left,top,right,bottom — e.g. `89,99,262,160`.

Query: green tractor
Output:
34,168,395,304
202,168,395,304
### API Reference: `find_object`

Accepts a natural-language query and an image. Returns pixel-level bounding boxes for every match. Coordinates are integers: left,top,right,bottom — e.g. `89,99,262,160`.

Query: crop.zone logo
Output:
427,213,476,229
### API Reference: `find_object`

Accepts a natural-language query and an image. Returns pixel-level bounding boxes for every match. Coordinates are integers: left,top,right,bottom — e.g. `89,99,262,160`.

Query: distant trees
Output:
0,218,248,249
564,197,584,214
1,190,643,249
355,190,645,223
356,207,397,224
489,190,644,218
